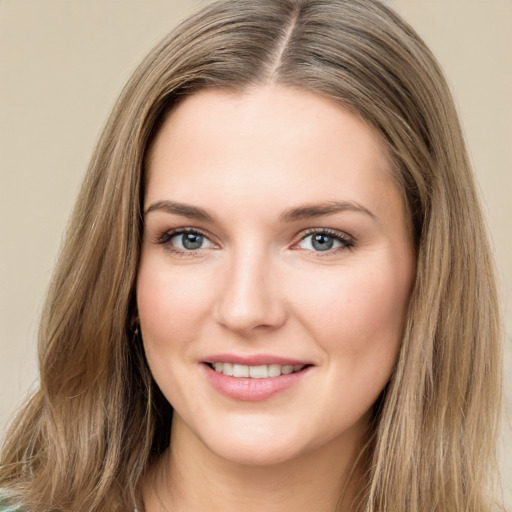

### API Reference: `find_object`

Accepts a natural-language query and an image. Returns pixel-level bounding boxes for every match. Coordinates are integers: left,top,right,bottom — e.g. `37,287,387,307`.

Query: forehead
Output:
148,86,390,166
145,85,402,224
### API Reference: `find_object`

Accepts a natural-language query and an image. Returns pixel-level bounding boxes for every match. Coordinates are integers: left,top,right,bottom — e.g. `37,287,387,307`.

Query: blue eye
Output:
172,232,205,250
296,231,352,252
311,233,335,251
157,229,216,253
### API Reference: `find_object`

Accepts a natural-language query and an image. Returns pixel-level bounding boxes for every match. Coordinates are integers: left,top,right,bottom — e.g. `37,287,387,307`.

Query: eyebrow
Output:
278,200,376,223
144,200,215,222
144,199,375,223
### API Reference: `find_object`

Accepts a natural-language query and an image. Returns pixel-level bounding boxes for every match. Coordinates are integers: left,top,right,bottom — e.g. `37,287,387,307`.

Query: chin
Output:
208,436,302,466
192,416,308,466
199,421,362,468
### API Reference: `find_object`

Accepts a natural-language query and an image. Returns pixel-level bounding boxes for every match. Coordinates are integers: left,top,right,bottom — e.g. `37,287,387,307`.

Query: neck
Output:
142,415,370,512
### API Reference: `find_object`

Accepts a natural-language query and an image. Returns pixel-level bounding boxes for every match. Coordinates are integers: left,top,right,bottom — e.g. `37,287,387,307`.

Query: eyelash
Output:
154,227,355,257
294,228,355,256
154,227,214,257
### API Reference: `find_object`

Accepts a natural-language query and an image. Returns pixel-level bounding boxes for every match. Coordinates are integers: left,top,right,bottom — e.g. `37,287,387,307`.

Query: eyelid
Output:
154,226,219,253
152,226,354,256
291,227,355,252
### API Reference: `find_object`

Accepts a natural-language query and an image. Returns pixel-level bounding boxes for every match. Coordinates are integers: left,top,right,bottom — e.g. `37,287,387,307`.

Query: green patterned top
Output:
0,504,21,511
0,497,22,512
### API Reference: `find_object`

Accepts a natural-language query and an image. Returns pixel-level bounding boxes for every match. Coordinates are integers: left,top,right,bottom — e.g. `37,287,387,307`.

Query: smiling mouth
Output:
206,362,308,378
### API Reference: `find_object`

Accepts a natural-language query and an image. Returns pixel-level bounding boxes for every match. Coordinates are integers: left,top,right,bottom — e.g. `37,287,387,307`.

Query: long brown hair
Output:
1,1,503,510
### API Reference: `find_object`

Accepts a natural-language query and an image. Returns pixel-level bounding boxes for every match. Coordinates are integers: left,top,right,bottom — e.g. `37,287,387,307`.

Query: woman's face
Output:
137,85,415,465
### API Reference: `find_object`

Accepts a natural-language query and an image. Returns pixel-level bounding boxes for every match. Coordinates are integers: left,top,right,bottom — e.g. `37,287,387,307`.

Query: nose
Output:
214,249,287,335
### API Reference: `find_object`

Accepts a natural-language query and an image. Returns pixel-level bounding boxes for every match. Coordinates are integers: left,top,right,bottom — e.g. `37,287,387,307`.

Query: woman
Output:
0,0,503,511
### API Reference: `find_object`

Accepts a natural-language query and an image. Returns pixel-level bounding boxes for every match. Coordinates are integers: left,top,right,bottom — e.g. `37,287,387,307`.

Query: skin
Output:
137,85,416,512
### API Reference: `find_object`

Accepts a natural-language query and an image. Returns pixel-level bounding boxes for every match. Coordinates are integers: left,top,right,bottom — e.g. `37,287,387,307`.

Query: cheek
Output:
136,254,215,352
291,254,412,366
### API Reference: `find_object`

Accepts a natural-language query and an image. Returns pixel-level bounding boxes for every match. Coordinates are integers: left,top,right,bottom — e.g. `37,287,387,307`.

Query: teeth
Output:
212,363,305,378
232,364,249,377
249,365,268,379
268,364,281,377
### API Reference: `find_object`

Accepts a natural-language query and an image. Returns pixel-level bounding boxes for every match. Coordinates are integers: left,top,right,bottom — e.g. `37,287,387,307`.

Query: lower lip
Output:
203,364,312,401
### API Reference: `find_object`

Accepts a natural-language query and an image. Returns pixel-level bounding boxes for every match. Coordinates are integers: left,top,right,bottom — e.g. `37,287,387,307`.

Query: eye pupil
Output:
312,234,334,251
182,233,203,250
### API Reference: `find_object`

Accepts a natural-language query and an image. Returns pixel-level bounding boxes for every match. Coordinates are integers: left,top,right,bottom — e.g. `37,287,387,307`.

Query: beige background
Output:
0,0,510,505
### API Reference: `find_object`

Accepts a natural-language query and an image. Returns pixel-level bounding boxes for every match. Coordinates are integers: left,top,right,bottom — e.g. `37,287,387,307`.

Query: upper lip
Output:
203,353,312,366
